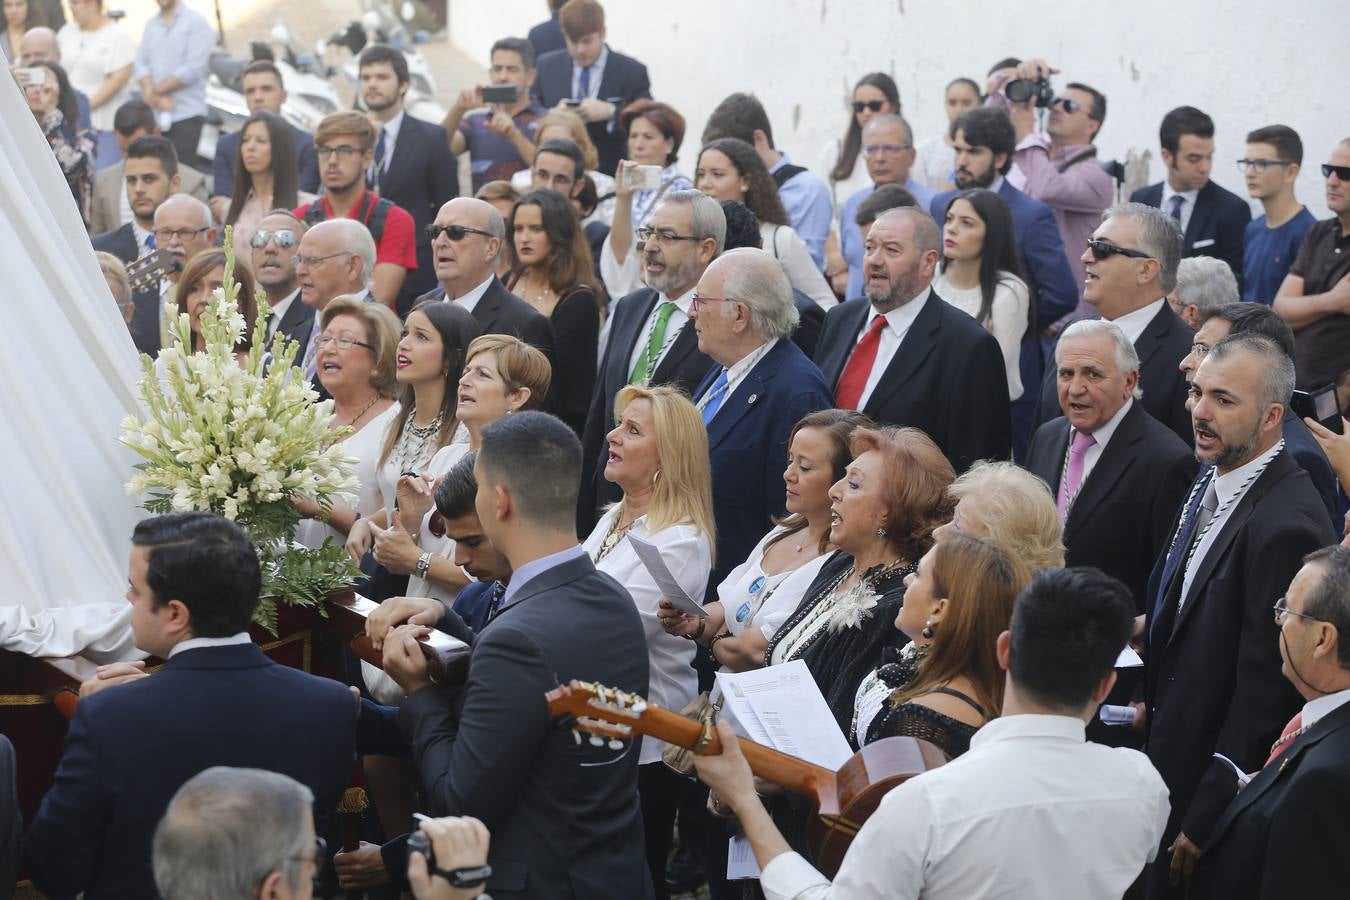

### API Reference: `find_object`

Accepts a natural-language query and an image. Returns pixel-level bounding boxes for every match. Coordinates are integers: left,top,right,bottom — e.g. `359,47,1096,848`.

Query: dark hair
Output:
175,249,258,353
132,513,262,636
126,135,180,178
434,451,479,520
698,138,788,226
718,200,761,250
986,57,1022,75
848,426,955,563
491,36,536,70
1160,106,1214,155
768,409,875,554
535,137,587,180
1302,546,1350,668
831,72,901,183
620,99,685,166
114,98,157,137
1009,567,1135,711
32,61,77,129
701,92,774,148
506,189,599,295
938,189,1028,329
241,59,284,87
226,111,299,228
946,77,981,101
855,183,917,228
558,0,603,41
1245,124,1304,166
379,301,482,467
478,411,581,530
950,107,1016,175
1207,301,1296,360
8,0,45,31
574,171,599,216
358,43,410,84
1066,82,1107,133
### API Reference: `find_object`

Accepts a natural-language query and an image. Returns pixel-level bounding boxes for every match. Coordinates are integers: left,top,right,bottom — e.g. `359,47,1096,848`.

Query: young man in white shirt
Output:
695,565,1170,900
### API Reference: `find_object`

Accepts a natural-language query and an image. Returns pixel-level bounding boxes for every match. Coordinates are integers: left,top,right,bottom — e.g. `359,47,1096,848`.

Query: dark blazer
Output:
1026,403,1198,608
23,644,357,900
212,122,320,199
1192,700,1350,900
378,115,460,316
814,290,1011,472
531,46,652,174
791,288,824,359
1131,180,1252,292
579,288,712,532
1142,452,1334,889
527,14,566,57
398,552,653,900
0,736,17,900
416,277,554,358
1036,301,1195,445
269,289,316,361
1281,408,1342,530
92,222,161,356
693,339,832,594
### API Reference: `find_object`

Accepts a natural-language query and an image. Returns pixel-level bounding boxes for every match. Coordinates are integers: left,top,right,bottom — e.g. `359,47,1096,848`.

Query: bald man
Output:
19,27,92,130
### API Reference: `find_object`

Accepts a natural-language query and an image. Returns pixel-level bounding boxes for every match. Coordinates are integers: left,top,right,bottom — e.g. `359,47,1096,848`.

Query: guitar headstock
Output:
548,680,648,726
126,248,178,293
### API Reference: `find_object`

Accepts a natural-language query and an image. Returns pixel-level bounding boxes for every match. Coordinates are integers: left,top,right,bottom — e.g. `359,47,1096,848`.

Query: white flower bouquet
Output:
119,230,362,633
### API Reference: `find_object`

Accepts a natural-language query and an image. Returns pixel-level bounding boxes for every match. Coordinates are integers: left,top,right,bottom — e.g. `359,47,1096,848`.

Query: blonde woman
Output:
935,460,1066,569
580,383,713,896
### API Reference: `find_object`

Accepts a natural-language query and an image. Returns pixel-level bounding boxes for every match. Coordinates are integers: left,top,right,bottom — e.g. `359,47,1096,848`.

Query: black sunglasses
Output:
425,224,493,242
1322,164,1350,181
852,99,887,114
1087,239,1153,261
1052,96,1081,114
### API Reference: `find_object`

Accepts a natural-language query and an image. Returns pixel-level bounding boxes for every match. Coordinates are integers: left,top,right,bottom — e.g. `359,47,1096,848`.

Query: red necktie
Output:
835,315,887,410
1265,711,1304,765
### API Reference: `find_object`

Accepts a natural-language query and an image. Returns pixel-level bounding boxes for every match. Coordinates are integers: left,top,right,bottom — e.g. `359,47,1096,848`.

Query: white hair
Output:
154,194,213,229
1056,318,1143,400
310,218,377,286
717,247,799,339
1173,257,1239,313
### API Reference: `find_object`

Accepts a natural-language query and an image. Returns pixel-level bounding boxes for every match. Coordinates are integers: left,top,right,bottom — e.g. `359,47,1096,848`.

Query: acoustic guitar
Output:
125,248,179,293
547,680,948,877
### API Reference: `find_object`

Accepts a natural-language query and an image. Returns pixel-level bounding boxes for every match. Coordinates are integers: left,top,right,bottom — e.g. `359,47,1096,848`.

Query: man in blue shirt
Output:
134,0,214,172
701,92,834,271
1242,124,1317,304
443,37,549,194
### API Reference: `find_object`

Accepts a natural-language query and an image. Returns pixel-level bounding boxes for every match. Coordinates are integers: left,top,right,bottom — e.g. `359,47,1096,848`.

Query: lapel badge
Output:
1279,758,1289,774
747,394,758,405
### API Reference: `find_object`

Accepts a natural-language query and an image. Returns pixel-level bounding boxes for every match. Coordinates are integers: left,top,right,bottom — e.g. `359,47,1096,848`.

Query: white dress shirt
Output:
625,287,695,380
168,632,253,658
855,290,929,409
569,45,609,100
582,507,711,764
1110,298,1166,345
1302,688,1350,730
265,288,301,343
1067,397,1134,488
1160,183,1200,236
715,525,830,650
132,220,155,257
760,714,1170,900
444,273,496,314
698,339,776,421
370,110,405,184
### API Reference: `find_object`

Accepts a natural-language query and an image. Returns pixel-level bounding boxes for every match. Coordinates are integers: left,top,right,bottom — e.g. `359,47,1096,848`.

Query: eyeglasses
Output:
314,333,374,352
153,226,211,242
635,227,702,247
1273,595,1324,625
292,251,352,268
1087,238,1154,261
689,293,737,314
862,144,910,157
1051,96,1081,114
249,228,297,250
1322,164,1350,181
1237,158,1293,174
425,223,494,242
289,836,327,866
315,145,366,160
852,100,887,114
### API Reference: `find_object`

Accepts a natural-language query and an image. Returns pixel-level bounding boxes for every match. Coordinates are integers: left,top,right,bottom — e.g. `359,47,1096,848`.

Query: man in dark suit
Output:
251,210,316,359
413,198,554,356
1191,545,1350,899
1131,106,1251,292
381,412,653,899
930,106,1080,460
690,248,832,591
358,45,460,317
528,0,568,58
1036,202,1195,444
1141,333,1335,898
530,0,652,173
23,513,358,900
578,190,722,532
815,207,1010,472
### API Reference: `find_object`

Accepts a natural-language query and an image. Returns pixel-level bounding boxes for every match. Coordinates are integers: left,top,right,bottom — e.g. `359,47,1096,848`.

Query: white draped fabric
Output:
0,74,146,660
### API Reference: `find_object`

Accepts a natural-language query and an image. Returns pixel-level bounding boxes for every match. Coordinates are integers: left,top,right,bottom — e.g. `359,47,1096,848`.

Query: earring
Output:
652,469,662,485
922,620,934,639
875,527,887,539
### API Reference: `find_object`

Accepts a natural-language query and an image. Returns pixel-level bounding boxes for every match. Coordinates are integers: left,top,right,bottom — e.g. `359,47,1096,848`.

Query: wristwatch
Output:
415,551,432,579
431,863,492,888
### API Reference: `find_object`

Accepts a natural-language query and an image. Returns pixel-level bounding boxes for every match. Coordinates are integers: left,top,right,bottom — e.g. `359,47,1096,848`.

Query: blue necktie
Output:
701,369,730,425
146,233,156,250
1169,194,1185,222
484,581,509,625
577,65,591,100
1150,469,1212,633
370,128,388,191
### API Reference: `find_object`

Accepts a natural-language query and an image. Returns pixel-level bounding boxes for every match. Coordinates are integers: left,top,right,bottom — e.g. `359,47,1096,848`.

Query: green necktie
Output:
629,301,677,384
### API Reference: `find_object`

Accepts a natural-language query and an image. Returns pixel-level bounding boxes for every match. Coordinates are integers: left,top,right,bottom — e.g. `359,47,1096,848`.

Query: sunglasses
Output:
1322,164,1350,181
425,223,493,242
1087,239,1153,261
852,100,887,114
249,229,297,249
1051,97,1081,114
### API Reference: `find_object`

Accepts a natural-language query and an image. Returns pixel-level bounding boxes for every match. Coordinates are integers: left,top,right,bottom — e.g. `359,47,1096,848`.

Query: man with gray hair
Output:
690,247,831,588
1142,331,1335,897
153,767,318,900
1036,201,1195,445
1169,256,1240,329
152,193,217,349
578,189,725,531
294,218,379,389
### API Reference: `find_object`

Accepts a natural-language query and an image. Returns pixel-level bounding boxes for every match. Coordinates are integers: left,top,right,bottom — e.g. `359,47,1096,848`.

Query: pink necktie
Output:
1057,431,1097,520
1266,711,1304,765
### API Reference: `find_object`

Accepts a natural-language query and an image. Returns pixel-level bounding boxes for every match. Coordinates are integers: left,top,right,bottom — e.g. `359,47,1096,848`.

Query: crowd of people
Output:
8,0,1350,898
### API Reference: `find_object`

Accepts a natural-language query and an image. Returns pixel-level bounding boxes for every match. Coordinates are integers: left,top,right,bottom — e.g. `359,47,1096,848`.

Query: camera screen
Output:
1314,387,1340,421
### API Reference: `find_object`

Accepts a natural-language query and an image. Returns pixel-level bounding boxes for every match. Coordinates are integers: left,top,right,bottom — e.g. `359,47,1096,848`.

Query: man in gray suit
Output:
91,101,209,236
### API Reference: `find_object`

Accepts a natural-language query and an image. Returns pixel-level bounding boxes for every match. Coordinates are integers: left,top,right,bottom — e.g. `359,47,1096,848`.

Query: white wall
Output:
449,0,1347,218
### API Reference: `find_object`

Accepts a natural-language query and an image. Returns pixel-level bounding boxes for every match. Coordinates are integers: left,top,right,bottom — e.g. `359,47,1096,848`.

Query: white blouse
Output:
933,271,1030,400
583,506,712,765
816,137,873,211
762,223,838,311
914,134,956,191
295,403,399,550
717,526,830,651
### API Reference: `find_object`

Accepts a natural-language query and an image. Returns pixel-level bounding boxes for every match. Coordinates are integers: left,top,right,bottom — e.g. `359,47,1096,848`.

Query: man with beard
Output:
1141,332,1335,898
814,206,1010,472
358,45,459,316
577,190,722,533
250,210,314,359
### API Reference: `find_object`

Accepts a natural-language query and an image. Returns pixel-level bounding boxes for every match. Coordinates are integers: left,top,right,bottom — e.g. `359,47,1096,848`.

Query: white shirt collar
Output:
380,109,406,144
1162,181,1200,208
988,175,1006,194
1110,297,1167,345
168,631,253,658
1302,688,1350,730
867,287,929,337
573,45,609,79
969,713,1087,749
132,220,154,254
1077,397,1133,445
1213,439,1284,508
663,284,697,315
444,274,496,312
266,288,300,338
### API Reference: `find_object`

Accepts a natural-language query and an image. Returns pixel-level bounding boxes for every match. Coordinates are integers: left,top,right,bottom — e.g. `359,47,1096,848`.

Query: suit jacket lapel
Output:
277,290,308,334
1064,406,1143,542
1134,303,1179,370
651,320,700,384
381,121,414,195
703,343,783,451
472,278,507,333
1185,183,1215,248
496,553,596,614
863,292,940,416
608,290,658,388
821,302,869,387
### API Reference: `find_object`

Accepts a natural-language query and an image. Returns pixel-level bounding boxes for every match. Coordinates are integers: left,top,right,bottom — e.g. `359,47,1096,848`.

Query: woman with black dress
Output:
505,188,602,436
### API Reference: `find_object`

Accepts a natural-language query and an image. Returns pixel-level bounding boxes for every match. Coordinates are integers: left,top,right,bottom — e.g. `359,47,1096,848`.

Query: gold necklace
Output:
344,395,380,428
594,505,637,563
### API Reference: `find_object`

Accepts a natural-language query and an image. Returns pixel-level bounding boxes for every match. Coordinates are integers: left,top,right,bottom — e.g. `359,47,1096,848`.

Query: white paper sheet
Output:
1213,752,1255,786
727,831,761,880
628,533,707,616
1116,645,1144,668
716,659,853,770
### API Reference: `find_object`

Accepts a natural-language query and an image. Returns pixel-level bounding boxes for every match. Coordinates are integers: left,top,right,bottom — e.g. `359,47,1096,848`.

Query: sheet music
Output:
628,533,707,616
727,829,761,880
716,659,853,770
1116,645,1143,668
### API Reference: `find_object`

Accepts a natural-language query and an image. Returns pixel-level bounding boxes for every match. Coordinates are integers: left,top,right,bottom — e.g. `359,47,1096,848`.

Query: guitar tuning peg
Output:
588,734,605,747
572,730,582,745
607,738,623,750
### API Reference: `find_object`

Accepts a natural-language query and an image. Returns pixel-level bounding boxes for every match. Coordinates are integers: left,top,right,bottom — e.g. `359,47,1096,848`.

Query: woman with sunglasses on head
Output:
914,77,982,191
505,189,601,436
220,110,315,250
934,188,1031,400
